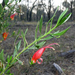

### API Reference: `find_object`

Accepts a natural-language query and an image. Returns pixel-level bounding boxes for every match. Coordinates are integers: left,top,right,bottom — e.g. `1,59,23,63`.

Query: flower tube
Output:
2,32,9,40
10,13,18,20
30,43,59,65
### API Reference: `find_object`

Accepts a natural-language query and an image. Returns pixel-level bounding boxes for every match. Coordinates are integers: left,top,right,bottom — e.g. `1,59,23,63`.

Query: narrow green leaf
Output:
7,55,12,63
0,4,2,14
56,8,68,27
45,7,59,33
6,69,10,74
13,40,21,57
24,28,28,36
16,40,21,51
21,28,28,48
17,59,23,65
58,13,72,26
12,31,16,36
41,35,54,40
28,41,46,50
4,0,9,5
35,41,46,48
19,0,21,2
53,26,71,36
17,29,21,35
14,29,21,43
35,22,39,40
0,49,5,62
45,18,52,33
21,30,26,48
9,74,14,75
9,73,14,75
14,35,19,43
39,15,43,34
13,47,17,57
53,30,60,34
28,45,37,49
11,59,17,65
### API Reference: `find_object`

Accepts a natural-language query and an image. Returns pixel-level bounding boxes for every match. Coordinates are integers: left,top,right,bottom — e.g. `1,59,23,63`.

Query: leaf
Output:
0,49,5,62
17,29,21,35
14,29,21,43
28,45,37,50
41,35,54,40
39,15,43,34
19,0,21,2
52,26,71,36
21,28,28,48
28,41,46,50
16,40,21,51
6,55,13,67
45,7,59,33
56,8,68,27
13,47,17,58
57,13,72,26
24,41,46,53
13,40,21,57
35,22,39,40
9,74,14,75
17,59,23,65
24,28,28,36
4,0,9,5
12,31,16,36
7,55,12,63
9,73,14,75
21,30,26,48
6,69,10,74
11,59,17,65
0,4,2,14
35,41,46,48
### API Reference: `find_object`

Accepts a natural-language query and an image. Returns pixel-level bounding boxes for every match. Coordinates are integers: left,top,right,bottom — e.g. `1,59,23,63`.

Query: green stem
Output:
0,31,49,75
0,24,57,75
12,33,48,62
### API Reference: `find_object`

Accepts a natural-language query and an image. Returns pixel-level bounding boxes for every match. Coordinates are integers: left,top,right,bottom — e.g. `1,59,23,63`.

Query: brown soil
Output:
0,21,75,75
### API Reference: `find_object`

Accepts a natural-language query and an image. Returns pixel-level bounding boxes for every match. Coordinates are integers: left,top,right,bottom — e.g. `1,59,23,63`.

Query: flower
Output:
30,43,59,65
2,32,9,40
10,13,18,20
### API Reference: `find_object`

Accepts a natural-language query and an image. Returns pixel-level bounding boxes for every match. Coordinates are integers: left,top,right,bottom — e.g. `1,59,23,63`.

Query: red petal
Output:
45,43,59,48
32,48,45,61
2,32,9,40
46,47,55,50
37,58,43,64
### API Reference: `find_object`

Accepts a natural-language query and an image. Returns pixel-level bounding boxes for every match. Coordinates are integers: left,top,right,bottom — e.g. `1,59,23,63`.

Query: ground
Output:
0,21,75,75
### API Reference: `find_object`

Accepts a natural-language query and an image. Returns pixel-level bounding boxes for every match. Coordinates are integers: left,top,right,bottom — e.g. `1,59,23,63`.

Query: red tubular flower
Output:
31,43,59,64
2,32,9,40
10,13,18,20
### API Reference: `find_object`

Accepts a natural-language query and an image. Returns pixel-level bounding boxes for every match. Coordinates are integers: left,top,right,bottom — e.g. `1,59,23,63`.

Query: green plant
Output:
0,4,71,75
